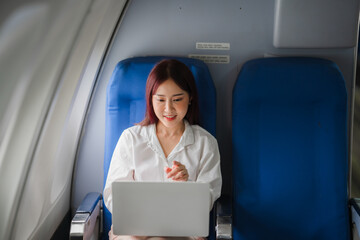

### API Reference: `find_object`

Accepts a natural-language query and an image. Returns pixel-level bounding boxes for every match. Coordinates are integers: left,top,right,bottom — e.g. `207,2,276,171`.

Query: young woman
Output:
103,59,222,240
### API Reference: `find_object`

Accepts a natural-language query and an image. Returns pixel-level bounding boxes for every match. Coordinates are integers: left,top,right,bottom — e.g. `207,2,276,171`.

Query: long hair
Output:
138,59,200,126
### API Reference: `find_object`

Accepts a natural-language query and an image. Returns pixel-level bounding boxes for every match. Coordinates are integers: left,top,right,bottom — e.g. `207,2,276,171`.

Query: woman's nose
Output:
165,100,174,111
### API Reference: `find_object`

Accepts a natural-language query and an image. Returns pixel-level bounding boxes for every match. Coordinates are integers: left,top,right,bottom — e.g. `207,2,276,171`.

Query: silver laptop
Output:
111,181,210,237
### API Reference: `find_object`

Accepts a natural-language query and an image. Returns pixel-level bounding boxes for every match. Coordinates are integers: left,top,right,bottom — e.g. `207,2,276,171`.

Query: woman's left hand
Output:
165,161,189,181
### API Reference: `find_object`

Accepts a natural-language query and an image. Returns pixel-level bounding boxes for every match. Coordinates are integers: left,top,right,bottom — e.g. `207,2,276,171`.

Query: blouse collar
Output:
144,120,195,159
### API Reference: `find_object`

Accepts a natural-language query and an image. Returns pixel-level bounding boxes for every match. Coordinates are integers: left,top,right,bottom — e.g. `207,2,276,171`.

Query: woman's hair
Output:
138,59,200,126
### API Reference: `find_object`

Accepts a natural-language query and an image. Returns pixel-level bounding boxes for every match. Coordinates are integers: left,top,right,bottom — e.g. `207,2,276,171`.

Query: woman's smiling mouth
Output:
164,115,176,121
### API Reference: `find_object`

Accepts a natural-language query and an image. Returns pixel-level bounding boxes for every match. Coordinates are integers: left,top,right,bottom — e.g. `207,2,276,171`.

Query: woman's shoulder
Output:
190,124,217,143
121,124,152,139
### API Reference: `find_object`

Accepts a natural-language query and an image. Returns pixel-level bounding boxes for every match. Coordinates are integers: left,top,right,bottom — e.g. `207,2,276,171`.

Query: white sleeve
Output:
196,137,222,210
103,130,135,213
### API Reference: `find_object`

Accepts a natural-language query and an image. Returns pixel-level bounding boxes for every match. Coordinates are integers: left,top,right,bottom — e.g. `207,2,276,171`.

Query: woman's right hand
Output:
164,161,189,181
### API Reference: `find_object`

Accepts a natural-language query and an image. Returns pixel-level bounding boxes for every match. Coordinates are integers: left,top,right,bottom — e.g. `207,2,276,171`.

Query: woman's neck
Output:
156,121,185,137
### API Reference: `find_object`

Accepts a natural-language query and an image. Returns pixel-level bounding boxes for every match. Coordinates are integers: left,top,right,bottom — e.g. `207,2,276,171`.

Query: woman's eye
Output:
157,99,165,102
173,98,183,102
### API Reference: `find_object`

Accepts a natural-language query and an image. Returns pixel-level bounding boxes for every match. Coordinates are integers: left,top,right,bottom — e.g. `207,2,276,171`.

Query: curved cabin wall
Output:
0,0,127,239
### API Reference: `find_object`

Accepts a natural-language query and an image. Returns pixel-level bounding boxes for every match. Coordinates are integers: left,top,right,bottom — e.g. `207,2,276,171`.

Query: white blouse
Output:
103,121,222,213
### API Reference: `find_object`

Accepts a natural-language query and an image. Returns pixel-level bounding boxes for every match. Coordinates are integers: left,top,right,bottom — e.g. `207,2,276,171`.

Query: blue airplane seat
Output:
232,57,349,239
104,56,217,239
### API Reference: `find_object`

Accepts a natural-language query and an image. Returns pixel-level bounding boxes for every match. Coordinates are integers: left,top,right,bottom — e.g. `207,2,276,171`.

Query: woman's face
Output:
152,78,190,130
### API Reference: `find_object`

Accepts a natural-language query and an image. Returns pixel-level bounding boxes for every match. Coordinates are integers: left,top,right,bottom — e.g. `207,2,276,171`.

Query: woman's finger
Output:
164,166,172,173
166,162,184,177
166,167,180,178
172,160,181,167
172,169,189,181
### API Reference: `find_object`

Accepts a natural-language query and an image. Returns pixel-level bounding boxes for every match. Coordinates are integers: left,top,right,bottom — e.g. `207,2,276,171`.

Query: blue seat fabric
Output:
232,57,349,240
104,56,216,239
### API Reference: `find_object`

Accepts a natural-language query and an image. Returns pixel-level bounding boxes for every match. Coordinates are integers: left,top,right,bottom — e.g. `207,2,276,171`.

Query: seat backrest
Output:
104,56,216,238
232,57,349,240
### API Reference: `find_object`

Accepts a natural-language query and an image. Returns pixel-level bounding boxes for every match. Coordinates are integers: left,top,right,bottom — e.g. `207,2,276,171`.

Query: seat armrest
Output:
215,195,232,239
351,198,360,240
70,192,102,240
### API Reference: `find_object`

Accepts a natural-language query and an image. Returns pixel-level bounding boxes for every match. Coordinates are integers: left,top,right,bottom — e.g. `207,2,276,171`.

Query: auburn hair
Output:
138,59,200,126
